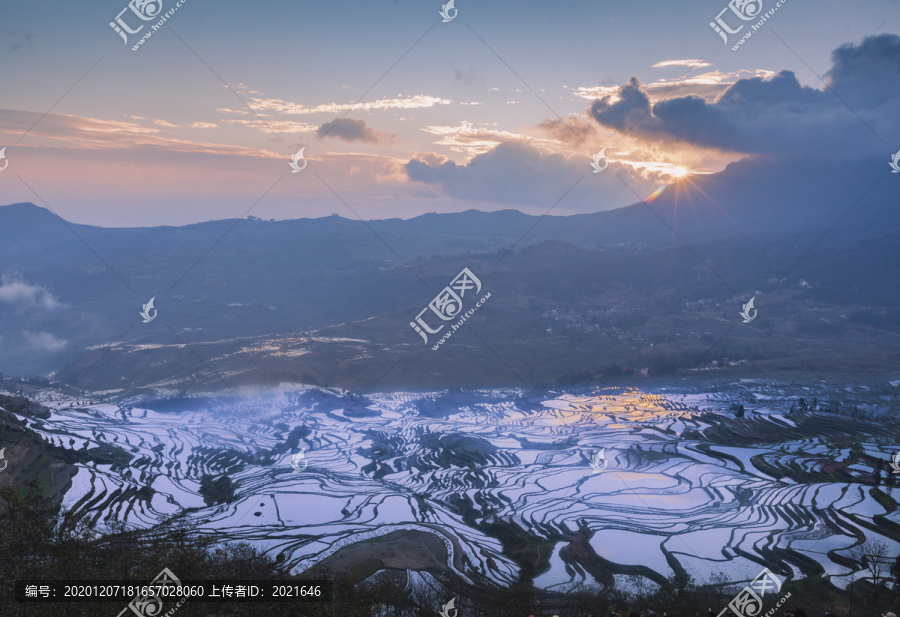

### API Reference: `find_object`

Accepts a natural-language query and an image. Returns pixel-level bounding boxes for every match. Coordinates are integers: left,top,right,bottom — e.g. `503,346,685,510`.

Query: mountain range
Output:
2,154,898,394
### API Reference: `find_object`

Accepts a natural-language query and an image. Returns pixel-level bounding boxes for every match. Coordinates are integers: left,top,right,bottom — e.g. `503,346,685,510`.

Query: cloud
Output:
453,66,485,86
652,59,713,68
826,33,900,107
421,120,555,157
23,331,67,353
0,278,58,309
316,118,391,144
575,69,788,105
419,121,551,156
645,69,777,101
217,107,249,115
0,110,284,159
537,116,598,145
588,34,900,158
572,85,622,103
5,29,34,53
246,94,452,115
589,77,657,132
223,118,317,135
405,140,652,211
407,141,576,206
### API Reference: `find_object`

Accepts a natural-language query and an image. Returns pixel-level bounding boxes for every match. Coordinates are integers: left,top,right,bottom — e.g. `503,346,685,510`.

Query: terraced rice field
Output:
9,381,900,591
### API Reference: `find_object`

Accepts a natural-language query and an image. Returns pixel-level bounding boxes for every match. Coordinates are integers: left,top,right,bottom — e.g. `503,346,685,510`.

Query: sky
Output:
0,0,899,226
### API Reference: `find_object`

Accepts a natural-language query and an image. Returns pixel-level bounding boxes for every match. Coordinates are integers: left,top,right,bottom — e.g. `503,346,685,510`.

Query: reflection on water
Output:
15,381,897,591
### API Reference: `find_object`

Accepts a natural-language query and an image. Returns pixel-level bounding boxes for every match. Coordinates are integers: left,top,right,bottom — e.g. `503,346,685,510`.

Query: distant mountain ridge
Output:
1,153,898,387
4,154,896,261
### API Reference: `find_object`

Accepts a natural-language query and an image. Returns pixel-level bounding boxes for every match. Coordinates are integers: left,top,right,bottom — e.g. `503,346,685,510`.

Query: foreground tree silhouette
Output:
852,539,891,604
0,480,284,616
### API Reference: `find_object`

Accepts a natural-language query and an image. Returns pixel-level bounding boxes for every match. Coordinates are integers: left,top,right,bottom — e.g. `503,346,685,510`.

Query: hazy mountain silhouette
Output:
2,154,898,388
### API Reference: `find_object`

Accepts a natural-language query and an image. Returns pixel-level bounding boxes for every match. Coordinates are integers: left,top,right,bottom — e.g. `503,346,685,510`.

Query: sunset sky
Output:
1,0,899,226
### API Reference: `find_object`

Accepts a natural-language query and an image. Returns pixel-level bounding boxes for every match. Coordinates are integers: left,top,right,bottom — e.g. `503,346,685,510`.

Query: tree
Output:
0,480,282,616
852,539,891,602
199,474,237,506
890,552,900,606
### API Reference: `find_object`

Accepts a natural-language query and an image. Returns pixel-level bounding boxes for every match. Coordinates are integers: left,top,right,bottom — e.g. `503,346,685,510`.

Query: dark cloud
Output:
589,34,900,158
316,117,390,144
715,70,826,108
453,66,485,86
407,141,577,206
406,141,644,211
5,30,35,53
827,33,900,107
408,35,900,211
590,77,654,133
537,116,597,145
